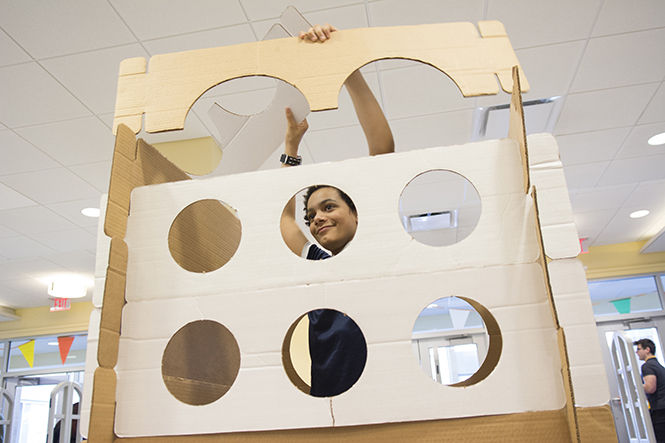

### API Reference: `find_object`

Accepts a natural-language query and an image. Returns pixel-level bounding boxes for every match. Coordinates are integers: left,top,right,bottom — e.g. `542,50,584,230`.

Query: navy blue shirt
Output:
642,357,665,410
306,244,367,397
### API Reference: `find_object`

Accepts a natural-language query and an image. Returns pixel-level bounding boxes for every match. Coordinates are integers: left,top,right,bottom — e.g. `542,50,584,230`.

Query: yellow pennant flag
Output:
18,340,35,368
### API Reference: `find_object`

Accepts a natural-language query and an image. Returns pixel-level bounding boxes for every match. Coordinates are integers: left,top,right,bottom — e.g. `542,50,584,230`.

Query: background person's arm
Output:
644,374,657,394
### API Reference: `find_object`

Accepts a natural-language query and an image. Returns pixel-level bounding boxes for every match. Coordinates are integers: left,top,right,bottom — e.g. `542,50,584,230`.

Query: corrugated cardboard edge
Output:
90,124,192,442
531,187,579,443
111,407,616,442
508,66,529,194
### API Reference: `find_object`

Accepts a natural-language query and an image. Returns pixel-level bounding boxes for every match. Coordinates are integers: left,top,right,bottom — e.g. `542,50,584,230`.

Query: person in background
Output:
635,338,665,442
280,24,394,396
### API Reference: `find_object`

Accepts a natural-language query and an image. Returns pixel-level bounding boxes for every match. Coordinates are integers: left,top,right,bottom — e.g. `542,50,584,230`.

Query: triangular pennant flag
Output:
18,340,35,368
449,308,471,330
58,336,75,364
611,297,631,315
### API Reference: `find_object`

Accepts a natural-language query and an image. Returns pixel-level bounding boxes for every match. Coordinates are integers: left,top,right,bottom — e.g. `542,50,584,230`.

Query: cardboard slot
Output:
161,320,241,406
168,199,242,273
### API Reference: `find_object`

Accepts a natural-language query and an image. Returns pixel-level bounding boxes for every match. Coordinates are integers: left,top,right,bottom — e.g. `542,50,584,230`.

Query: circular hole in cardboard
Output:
282,309,367,397
168,199,241,273
280,185,358,259
162,319,241,405
411,296,501,386
399,170,481,246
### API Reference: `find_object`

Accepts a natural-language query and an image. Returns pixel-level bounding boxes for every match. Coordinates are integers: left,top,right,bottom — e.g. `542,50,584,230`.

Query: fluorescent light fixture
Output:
46,274,91,299
81,207,100,218
648,132,665,146
630,210,650,219
427,303,439,309
48,342,58,346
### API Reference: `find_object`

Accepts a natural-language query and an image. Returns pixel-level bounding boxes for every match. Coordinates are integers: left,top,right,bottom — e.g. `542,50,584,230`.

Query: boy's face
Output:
306,187,358,255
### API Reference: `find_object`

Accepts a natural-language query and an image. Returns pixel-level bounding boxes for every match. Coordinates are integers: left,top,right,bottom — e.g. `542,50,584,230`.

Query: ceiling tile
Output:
0,63,91,128
0,29,31,66
486,0,602,48
0,281,39,308
556,127,630,166
0,258,66,281
562,162,609,190
615,122,665,159
30,227,97,253
574,208,616,241
596,153,665,187
68,161,113,193
0,130,60,174
40,44,149,114
569,184,636,213
368,0,483,26
554,83,659,134
571,29,665,93
303,4,369,30
16,117,115,166
639,82,665,125
0,225,18,239
476,41,586,108
594,204,661,245
0,235,56,260
0,167,101,204
241,0,362,22
110,0,246,40
380,63,473,119
0,277,52,304
142,24,256,55
0,0,135,59
592,0,665,37
305,125,368,162
0,182,37,211
0,205,77,235
624,179,665,209
389,110,474,151
43,250,95,275
47,198,104,229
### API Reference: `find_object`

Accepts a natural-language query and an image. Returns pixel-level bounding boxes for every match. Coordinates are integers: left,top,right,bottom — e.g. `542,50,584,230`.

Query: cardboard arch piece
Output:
113,21,529,135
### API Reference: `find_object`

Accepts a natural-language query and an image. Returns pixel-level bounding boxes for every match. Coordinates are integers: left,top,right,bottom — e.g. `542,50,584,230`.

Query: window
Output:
588,274,665,319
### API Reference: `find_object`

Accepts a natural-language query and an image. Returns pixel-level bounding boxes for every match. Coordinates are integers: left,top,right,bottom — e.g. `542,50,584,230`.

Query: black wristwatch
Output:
280,154,302,166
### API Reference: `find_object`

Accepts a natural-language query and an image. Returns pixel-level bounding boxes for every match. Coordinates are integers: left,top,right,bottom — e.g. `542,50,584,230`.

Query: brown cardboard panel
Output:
577,405,618,443
113,408,574,442
89,367,117,443
558,328,580,443
112,22,528,134
168,199,242,273
509,66,529,194
97,268,125,369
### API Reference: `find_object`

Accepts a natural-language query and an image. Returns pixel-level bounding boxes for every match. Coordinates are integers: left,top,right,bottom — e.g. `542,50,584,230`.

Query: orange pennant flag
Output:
58,336,75,364
18,340,35,368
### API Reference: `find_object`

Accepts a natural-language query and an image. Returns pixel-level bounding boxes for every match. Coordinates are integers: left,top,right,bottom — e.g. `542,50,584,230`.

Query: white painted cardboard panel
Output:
332,330,565,427
527,133,561,166
80,308,100,439
570,364,612,408
115,264,562,435
124,139,542,302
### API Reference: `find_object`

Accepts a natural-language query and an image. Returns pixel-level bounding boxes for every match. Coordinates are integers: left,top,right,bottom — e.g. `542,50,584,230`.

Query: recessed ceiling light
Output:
648,132,665,146
630,210,650,219
46,274,91,299
81,207,100,218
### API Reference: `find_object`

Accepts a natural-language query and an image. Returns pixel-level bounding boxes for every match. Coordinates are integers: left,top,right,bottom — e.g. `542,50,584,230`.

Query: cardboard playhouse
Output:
82,18,618,442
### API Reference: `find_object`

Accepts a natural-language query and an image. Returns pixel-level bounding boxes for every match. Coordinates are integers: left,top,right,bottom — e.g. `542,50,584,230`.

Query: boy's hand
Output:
299,24,338,42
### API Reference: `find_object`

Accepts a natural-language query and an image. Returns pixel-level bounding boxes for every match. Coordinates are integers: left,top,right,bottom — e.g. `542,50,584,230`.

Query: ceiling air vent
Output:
471,96,563,141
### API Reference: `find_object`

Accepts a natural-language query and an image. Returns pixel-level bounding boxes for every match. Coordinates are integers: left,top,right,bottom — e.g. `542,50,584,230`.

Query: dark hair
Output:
634,338,656,355
303,185,357,225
